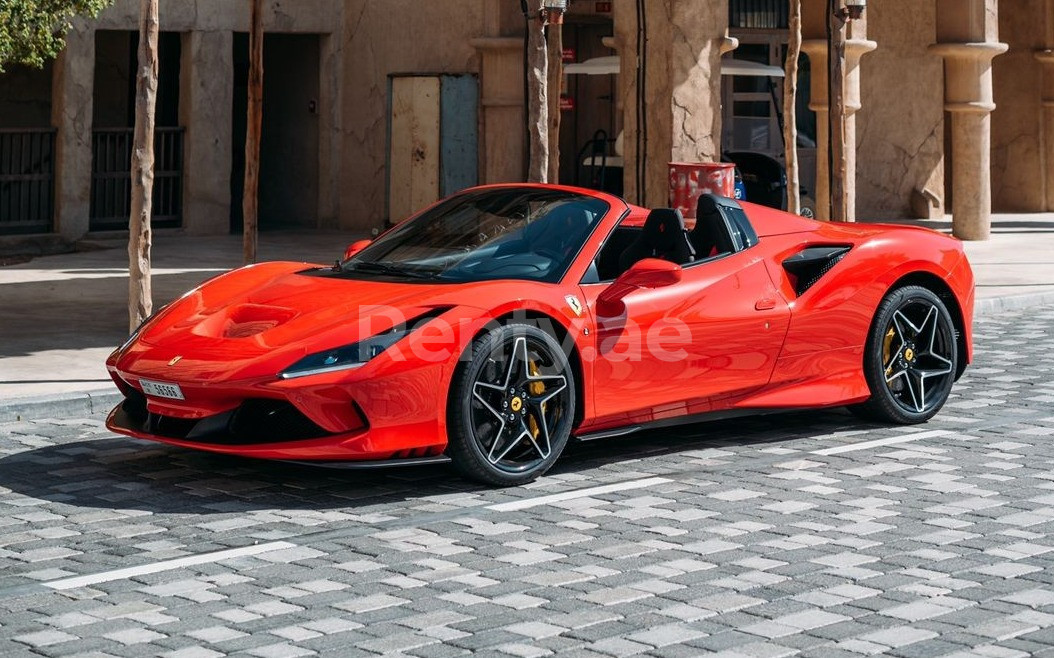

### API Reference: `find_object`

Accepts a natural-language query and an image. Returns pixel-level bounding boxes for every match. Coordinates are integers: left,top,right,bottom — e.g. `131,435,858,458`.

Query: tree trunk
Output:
546,22,563,184
243,0,264,264
128,0,159,332
526,1,548,183
828,3,848,222
783,0,802,215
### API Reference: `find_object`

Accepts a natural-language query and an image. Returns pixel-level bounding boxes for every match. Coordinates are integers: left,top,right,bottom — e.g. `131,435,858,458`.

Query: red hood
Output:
128,262,465,381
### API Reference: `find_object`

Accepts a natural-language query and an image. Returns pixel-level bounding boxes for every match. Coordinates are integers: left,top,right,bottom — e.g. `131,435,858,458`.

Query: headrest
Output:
643,208,686,250
695,193,721,219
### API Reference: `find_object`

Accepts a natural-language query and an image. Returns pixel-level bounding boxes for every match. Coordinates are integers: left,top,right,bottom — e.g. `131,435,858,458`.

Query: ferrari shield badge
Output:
565,295,584,317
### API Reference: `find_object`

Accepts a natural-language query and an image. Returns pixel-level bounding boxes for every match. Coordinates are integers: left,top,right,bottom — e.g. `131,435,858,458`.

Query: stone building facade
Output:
0,0,1049,243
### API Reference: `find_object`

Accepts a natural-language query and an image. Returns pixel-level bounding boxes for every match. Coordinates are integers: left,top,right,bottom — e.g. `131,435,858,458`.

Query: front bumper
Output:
105,352,452,462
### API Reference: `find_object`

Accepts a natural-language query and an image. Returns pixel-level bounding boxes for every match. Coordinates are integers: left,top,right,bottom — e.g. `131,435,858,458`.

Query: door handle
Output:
755,298,777,311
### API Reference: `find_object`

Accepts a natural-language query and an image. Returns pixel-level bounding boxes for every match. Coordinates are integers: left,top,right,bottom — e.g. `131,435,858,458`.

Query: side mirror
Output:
343,239,372,261
597,258,682,314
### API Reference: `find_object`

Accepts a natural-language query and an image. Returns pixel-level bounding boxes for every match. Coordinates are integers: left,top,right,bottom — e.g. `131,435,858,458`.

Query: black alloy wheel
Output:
448,323,575,486
852,285,957,424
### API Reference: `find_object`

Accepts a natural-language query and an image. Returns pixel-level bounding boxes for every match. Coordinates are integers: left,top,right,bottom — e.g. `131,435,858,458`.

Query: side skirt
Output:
573,406,803,442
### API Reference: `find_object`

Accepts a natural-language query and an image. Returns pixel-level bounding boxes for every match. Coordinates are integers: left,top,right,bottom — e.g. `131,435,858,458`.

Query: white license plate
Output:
140,379,185,400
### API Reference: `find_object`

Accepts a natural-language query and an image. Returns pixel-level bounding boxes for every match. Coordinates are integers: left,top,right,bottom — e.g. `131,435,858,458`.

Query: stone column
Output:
930,0,1007,240
470,37,526,184
843,34,877,222
799,6,874,222
1038,0,1054,212
613,0,728,208
1040,49,1054,212
51,24,95,241
179,30,233,235
800,38,829,220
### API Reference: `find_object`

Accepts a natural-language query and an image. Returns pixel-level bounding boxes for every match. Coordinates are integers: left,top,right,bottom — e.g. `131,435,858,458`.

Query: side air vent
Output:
782,246,851,296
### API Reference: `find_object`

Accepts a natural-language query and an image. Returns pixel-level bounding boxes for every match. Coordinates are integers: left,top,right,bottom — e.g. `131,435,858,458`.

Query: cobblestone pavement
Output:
1,306,1053,658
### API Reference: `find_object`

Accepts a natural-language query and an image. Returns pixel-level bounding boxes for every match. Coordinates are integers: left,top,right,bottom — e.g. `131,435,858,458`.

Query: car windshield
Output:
341,188,609,283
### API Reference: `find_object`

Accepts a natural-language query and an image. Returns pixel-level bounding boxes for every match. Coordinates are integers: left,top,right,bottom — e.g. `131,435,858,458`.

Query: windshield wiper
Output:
343,261,440,280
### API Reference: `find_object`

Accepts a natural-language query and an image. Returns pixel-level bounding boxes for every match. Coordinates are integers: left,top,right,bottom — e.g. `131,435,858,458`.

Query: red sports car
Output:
106,184,973,485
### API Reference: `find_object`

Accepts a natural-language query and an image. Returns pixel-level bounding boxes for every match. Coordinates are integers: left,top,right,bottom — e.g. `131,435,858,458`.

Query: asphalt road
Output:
1,305,1053,657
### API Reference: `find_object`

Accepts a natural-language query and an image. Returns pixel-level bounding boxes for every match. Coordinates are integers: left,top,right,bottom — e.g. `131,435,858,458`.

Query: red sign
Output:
595,1,612,12
562,47,576,63
560,95,575,112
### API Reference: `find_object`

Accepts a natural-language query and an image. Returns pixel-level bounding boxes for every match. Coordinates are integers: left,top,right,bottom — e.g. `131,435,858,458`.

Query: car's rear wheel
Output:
447,323,575,486
851,285,957,423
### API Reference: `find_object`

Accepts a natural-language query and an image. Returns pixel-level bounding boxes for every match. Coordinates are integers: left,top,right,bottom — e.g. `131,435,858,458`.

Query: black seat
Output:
618,208,694,272
691,194,736,258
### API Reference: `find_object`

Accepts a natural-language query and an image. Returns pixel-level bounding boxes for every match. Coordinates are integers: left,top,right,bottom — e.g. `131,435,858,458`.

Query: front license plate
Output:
140,379,185,400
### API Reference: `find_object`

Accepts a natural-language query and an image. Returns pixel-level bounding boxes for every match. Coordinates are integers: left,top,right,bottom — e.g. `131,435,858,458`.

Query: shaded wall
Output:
992,0,1045,212
339,0,496,230
0,63,54,128
856,0,944,219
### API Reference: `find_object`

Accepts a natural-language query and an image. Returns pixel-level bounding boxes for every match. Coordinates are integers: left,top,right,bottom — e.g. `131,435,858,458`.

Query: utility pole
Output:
828,0,848,222
525,0,549,183
784,0,802,216
827,0,866,222
243,0,263,264
128,0,158,331
546,18,564,184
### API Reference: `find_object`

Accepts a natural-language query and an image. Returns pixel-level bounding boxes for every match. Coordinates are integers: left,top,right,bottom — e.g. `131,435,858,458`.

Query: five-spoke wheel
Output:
853,285,958,423
448,323,575,485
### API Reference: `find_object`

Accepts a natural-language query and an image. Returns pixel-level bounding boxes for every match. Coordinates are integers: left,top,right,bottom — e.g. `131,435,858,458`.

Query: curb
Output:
1,391,123,423
974,291,1054,317
2,292,1052,424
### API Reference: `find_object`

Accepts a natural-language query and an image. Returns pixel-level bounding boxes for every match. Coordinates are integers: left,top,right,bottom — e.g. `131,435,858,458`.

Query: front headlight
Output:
278,307,450,380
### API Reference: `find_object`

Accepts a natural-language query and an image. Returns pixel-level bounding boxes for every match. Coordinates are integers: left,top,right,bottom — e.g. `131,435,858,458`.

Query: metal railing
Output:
90,127,184,231
729,0,789,29
0,129,56,235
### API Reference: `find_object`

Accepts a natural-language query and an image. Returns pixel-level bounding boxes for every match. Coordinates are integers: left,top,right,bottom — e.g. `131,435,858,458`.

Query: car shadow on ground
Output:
0,409,869,515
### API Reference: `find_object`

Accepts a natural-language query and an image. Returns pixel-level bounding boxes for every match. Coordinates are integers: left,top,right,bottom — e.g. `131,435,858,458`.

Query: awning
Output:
563,55,786,78
720,58,785,78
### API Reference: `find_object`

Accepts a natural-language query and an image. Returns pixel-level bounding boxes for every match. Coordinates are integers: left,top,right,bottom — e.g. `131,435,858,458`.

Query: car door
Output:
580,249,791,425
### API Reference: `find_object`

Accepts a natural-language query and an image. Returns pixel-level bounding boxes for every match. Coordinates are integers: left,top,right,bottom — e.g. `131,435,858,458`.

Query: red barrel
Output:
668,162,736,220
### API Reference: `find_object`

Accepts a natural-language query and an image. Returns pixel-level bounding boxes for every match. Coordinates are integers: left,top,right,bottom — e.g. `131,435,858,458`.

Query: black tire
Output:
851,285,958,424
447,323,576,486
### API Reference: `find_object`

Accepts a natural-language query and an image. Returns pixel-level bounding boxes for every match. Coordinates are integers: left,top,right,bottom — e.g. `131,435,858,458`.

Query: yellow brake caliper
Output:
883,327,896,382
527,360,545,438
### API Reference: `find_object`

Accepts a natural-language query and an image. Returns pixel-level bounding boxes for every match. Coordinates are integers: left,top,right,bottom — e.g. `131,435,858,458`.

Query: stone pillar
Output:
1038,0,1054,212
800,5,874,222
843,31,876,222
178,30,233,235
470,37,526,184
51,24,95,241
930,0,1007,240
1040,49,1054,212
800,38,829,220
614,0,728,208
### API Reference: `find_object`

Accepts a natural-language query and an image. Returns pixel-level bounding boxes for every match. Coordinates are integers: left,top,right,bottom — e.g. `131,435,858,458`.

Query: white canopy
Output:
563,54,785,79
720,58,786,78
563,55,619,75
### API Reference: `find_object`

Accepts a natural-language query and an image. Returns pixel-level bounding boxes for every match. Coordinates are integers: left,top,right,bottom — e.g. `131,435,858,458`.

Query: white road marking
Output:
487,477,672,512
44,541,297,591
811,429,952,456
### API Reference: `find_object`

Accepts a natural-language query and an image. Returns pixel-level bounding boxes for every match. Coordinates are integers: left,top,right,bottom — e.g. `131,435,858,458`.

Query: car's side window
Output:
583,200,759,284
584,226,643,283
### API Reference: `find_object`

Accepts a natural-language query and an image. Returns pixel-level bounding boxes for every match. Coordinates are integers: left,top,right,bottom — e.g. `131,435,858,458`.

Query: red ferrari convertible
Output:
106,184,973,485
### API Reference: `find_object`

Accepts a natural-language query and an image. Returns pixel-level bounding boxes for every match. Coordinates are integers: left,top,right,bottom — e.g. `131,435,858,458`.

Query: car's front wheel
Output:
852,285,958,423
447,323,576,486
